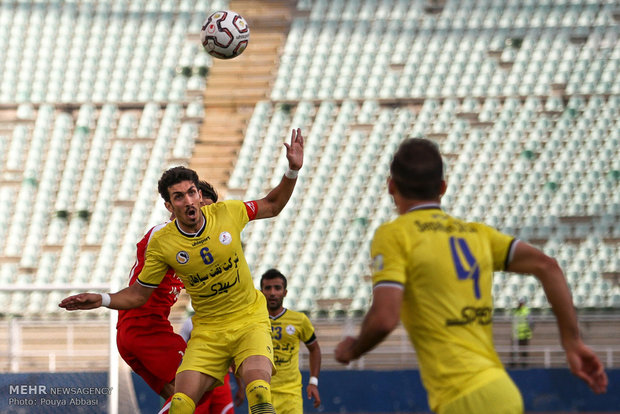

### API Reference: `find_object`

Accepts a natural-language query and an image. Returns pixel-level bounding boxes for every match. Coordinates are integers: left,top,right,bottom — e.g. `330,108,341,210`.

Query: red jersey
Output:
117,223,185,327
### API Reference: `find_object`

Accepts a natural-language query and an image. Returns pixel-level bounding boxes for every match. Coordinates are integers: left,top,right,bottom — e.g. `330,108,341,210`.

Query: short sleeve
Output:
370,223,408,288
137,236,169,288
300,313,317,345
221,200,251,227
477,224,516,271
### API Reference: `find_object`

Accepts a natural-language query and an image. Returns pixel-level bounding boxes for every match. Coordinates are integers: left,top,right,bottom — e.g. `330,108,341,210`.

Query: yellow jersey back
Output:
370,204,516,410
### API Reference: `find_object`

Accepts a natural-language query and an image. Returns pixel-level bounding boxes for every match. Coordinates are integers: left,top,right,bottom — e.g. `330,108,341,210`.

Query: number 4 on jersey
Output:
449,237,481,299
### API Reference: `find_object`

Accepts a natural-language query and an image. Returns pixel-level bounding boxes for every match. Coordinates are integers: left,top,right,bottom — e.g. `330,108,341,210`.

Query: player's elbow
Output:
382,315,400,333
372,311,399,335
533,255,562,280
133,295,149,308
122,290,150,309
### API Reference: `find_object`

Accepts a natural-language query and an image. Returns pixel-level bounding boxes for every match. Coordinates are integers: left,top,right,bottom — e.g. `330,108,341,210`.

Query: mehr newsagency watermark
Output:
7,384,112,408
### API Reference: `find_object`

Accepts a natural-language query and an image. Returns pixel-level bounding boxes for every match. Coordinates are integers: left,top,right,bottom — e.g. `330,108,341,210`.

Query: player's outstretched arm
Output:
59,282,153,311
253,128,304,219
507,241,608,394
335,286,402,364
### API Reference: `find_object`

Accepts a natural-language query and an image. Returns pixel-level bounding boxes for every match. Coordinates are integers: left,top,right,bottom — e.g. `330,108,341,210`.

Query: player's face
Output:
261,278,287,311
165,181,203,231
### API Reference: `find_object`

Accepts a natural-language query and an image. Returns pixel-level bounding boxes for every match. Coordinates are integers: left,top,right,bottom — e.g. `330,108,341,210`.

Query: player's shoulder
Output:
202,199,244,214
374,216,406,241
139,221,171,242
146,220,178,242
284,308,311,323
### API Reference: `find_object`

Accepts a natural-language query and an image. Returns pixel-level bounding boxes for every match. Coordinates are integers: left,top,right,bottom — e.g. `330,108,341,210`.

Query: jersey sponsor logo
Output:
415,220,477,233
219,231,232,245
285,324,296,335
169,286,181,301
371,254,384,272
191,237,210,247
197,270,240,298
176,251,190,264
445,306,493,326
187,254,240,287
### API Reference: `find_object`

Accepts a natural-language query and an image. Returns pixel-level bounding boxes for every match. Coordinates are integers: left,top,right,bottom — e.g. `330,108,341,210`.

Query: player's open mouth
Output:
186,207,197,219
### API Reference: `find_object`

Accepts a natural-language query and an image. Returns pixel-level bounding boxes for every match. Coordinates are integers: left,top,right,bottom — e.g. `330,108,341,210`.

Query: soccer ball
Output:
200,10,250,59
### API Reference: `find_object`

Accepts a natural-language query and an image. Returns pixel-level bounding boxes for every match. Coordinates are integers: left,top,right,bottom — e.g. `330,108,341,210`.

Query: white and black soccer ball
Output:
200,10,250,59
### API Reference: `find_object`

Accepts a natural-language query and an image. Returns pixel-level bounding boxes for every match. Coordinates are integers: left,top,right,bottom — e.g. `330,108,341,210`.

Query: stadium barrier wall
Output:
1,369,618,413
134,369,620,413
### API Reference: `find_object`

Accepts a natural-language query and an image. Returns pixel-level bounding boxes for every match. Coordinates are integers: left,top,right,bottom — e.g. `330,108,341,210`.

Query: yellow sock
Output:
169,392,195,414
245,379,275,414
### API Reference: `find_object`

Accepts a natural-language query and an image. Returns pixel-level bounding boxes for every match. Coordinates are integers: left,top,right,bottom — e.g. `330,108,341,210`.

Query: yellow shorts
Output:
177,313,274,387
272,390,302,414
438,374,523,414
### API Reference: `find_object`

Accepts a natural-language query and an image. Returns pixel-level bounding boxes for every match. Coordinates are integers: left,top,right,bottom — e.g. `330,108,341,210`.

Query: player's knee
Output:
169,392,196,414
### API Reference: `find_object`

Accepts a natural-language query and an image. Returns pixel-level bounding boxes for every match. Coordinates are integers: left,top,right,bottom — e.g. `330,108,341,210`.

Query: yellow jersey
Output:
269,308,316,395
138,200,261,326
370,204,517,411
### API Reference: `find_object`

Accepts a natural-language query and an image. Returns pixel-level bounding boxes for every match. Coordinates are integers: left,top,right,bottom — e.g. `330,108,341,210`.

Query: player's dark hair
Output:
390,138,444,200
260,268,287,289
158,166,200,203
198,180,218,203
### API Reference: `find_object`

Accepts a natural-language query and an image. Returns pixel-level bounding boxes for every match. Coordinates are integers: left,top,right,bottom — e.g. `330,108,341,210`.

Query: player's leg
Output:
116,321,186,398
519,339,529,367
233,315,275,413
202,374,233,414
170,370,217,414
171,323,232,414
238,355,274,414
161,380,214,414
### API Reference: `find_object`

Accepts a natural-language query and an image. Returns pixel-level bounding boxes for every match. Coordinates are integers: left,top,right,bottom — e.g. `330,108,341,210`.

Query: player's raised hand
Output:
59,293,103,311
565,341,608,394
283,128,304,171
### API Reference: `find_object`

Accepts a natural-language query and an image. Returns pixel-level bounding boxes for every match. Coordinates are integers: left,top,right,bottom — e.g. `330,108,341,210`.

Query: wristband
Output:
308,376,318,386
284,168,299,179
100,293,111,308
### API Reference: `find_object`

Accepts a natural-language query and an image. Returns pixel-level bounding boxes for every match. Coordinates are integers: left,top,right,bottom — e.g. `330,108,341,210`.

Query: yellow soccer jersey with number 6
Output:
370,204,517,411
138,200,260,325
269,309,317,395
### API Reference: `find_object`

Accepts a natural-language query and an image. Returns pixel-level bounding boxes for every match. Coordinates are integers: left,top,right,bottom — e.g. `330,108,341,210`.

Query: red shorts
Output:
158,374,234,414
205,374,234,414
116,317,186,395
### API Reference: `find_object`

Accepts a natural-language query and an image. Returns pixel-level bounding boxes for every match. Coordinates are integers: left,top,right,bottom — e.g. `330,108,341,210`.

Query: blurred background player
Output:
60,128,304,414
260,268,321,413
511,297,534,368
117,180,235,413
335,138,608,414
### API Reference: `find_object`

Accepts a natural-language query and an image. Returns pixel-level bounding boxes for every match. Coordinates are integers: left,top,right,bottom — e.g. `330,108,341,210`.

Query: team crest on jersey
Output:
286,324,296,335
176,251,190,264
372,254,384,272
219,231,232,245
